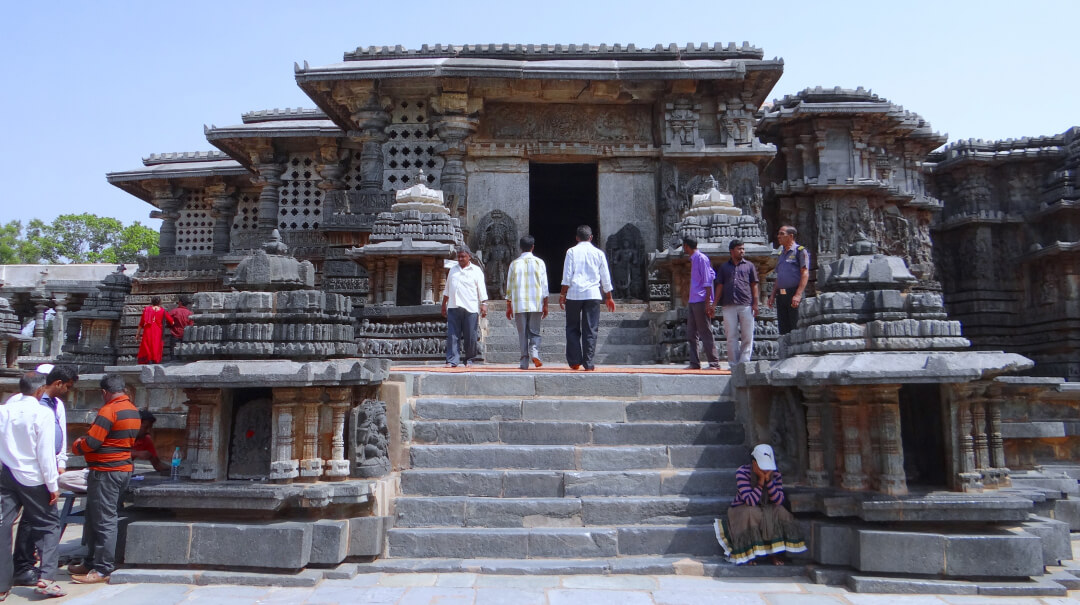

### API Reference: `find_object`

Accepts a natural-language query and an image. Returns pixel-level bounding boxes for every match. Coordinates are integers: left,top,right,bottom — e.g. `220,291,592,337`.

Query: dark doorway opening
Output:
898,384,947,487
227,388,273,480
396,261,422,307
529,163,599,293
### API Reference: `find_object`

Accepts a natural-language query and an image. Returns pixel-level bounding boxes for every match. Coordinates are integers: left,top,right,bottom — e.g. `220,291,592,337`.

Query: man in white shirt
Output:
505,235,549,370
560,225,616,371
441,246,488,367
12,364,78,589
0,372,63,598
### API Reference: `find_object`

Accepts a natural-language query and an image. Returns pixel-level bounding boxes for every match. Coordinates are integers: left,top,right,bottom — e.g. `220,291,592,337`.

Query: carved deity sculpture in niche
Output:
606,224,646,300
350,399,390,478
471,210,518,299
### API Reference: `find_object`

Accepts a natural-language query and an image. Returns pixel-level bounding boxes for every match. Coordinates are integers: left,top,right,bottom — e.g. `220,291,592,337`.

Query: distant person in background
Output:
167,296,194,342
505,235,549,370
136,296,174,364
441,246,488,368
714,444,805,565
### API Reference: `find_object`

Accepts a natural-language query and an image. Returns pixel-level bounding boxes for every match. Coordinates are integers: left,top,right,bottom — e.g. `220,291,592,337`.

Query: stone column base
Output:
299,458,324,480
325,459,351,480
189,463,216,481
270,460,299,482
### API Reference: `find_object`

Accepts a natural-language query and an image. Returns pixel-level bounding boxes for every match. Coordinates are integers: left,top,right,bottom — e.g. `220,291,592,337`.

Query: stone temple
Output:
1,43,1079,594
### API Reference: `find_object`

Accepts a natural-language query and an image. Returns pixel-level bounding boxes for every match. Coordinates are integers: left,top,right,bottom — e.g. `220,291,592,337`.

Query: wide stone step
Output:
393,496,733,528
400,469,741,498
362,556,810,577
405,371,731,398
412,420,744,446
484,351,659,365
484,327,653,344
387,525,724,558
414,398,735,422
409,445,747,471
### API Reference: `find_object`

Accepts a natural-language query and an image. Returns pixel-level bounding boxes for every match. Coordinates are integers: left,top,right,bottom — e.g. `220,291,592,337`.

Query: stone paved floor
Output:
3,573,1078,604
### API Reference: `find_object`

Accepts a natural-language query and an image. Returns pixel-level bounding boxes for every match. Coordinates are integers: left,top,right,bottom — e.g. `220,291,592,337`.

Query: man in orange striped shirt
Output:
69,374,141,584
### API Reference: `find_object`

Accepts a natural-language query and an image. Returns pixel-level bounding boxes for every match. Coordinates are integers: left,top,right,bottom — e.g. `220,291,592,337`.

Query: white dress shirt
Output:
0,393,60,492
561,241,613,301
443,262,488,314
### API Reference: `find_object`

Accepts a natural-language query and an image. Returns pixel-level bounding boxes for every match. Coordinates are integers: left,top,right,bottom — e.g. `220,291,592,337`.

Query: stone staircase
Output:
389,371,745,561
481,298,658,365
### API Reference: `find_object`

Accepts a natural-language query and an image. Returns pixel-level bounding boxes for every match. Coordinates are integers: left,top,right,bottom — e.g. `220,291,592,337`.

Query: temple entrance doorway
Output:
898,384,948,487
528,162,599,293
227,387,273,480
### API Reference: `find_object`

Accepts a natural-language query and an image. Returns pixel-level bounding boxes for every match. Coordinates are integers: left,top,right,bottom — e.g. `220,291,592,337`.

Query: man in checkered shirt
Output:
505,235,549,370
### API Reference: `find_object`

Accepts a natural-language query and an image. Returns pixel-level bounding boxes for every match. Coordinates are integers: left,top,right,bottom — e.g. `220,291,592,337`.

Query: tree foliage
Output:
0,214,159,264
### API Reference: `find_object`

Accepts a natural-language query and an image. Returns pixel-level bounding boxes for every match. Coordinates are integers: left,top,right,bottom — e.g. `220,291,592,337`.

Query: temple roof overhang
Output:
758,86,947,152
296,44,784,131
925,133,1069,172
106,152,252,204
205,111,345,171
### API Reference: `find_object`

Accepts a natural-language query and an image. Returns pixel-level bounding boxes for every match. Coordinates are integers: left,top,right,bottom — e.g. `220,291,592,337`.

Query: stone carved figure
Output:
350,398,390,478
605,224,646,300
471,210,517,300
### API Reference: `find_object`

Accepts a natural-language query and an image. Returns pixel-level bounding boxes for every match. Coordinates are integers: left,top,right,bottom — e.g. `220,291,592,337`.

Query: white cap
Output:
751,444,777,471
35,363,55,375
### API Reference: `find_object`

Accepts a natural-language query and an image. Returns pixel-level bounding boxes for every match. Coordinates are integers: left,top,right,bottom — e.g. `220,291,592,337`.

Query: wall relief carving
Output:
605,224,646,300
478,104,652,143
471,209,518,299
350,398,390,478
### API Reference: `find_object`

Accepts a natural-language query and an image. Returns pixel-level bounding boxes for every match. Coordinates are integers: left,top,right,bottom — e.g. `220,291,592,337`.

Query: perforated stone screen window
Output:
384,100,443,190
278,153,323,231
232,192,259,232
175,191,213,255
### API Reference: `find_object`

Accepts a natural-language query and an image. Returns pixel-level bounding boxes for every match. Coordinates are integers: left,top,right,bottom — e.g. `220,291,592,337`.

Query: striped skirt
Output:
714,503,807,564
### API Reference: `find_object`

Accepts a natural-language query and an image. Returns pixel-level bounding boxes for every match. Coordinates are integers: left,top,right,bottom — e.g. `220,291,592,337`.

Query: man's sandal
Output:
0,590,9,601
34,580,67,598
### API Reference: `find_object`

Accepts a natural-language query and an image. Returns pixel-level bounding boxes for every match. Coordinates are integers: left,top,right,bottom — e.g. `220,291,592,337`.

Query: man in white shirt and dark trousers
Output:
12,364,78,589
560,225,616,371
0,372,64,599
441,245,488,367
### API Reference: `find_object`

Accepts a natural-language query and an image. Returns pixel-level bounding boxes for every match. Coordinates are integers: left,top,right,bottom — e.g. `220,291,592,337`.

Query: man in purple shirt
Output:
682,237,720,370
712,239,759,366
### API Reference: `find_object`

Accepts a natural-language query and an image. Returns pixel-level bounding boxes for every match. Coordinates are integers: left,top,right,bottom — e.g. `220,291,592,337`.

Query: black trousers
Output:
565,299,601,369
1,466,61,590
775,291,800,335
83,469,130,576
686,301,719,367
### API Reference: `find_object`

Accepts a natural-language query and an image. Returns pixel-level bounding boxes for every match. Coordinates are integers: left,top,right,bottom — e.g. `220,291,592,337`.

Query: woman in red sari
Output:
136,296,174,364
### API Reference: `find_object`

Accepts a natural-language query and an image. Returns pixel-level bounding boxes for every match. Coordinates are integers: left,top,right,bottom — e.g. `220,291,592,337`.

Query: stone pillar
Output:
800,387,829,488
972,392,990,473
953,384,982,491
352,93,390,191
834,387,867,491
254,163,285,239
421,257,436,305
298,387,324,481
30,297,48,355
182,388,223,481
373,259,385,305
871,385,906,495
324,386,352,480
270,387,300,482
208,184,238,255
48,294,69,358
148,184,183,256
383,257,398,306
433,114,479,217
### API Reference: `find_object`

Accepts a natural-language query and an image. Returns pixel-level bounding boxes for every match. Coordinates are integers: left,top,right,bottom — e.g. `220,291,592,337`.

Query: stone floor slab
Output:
251,587,318,604
436,572,479,587
548,588,656,605
655,590,767,605
561,574,658,590
475,587,547,605
398,586,476,605
378,572,439,586
761,595,849,605
474,574,562,589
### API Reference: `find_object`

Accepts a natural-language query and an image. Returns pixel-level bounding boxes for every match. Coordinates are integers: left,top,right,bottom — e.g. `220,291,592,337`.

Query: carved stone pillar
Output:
383,257,398,306
30,297,48,355
971,388,990,473
834,387,867,491
433,115,479,216
373,259,385,305
324,387,352,479
298,387,324,481
953,384,982,491
183,388,223,481
208,184,238,255
800,387,829,488
148,184,183,256
254,163,285,238
270,387,300,482
871,385,906,495
49,294,69,358
351,93,390,191
421,257,436,305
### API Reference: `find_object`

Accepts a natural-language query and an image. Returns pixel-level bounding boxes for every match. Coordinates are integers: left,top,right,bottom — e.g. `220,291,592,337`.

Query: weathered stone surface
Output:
195,569,323,587
579,446,669,470
348,516,389,557
592,422,743,446
846,575,977,595
499,422,592,445
415,398,523,420
401,470,504,497
1021,516,1072,566
503,471,565,498
388,528,530,558
123,522,193,566
309,519,349,565
625,400,734,422
466,498,583,528
943,533,1044,577
189,522,312,570
810,522,854,567
616,526,722,556
394,497,467,527
528,529,618,557
413,421,500,444
581,497,726,525
854,530,945,575
564,471,661,497
535,374,640,398
522,399,626,422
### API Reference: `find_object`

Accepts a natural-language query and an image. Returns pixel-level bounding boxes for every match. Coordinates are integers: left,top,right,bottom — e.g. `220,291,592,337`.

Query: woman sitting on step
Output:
715,444,806,565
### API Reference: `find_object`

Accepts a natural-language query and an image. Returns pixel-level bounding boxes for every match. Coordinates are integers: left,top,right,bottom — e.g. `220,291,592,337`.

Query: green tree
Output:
0,214,158,264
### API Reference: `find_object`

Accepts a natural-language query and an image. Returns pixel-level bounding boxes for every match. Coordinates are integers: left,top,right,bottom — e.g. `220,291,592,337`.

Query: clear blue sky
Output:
2,0,1076,230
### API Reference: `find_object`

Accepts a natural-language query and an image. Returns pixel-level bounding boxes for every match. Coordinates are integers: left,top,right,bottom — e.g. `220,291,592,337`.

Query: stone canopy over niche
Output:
477,104,653,143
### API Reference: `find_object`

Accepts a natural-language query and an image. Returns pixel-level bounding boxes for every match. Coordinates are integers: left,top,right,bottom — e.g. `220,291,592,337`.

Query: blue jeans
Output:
446,307,479,365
